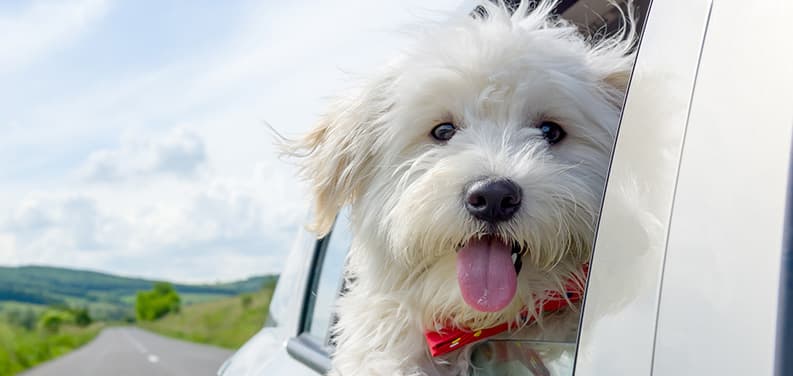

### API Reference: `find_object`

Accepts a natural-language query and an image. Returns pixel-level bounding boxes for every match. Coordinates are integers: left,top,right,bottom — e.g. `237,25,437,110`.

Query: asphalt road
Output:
22,327,233,376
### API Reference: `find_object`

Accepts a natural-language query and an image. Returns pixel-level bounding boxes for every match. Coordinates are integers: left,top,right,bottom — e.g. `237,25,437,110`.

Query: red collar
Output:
424,264,588,357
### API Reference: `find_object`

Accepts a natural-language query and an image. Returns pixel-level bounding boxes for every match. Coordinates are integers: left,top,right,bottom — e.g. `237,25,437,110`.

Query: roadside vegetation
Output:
137,281,276,349
0,305,101,376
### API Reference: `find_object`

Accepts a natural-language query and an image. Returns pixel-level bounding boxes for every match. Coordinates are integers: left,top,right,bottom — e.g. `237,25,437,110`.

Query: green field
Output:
138,284,275,349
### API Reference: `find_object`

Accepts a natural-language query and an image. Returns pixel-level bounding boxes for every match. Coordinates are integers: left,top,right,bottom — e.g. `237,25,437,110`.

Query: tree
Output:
135,282,181,321
71,306,92,327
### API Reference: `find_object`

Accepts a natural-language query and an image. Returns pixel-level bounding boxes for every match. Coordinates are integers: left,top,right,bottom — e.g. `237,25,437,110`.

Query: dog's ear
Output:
599,55,638,110
603,69,631,92
285,74,394,236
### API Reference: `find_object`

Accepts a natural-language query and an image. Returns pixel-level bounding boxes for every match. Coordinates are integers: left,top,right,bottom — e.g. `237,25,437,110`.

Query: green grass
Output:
0,322,102,376
138,287,274,349
179,293,231,306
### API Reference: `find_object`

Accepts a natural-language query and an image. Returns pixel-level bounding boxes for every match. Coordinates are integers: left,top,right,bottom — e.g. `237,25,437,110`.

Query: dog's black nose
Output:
464,178,522,223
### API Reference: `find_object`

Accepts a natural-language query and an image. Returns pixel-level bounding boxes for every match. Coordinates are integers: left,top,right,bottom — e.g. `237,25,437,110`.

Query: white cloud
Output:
4,195,122,254
80,128,207,182
0,114,309,282
0,168,307,282
0,0,108,73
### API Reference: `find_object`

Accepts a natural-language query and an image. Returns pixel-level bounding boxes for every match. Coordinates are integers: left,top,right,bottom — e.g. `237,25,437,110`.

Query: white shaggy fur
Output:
287,1,636,375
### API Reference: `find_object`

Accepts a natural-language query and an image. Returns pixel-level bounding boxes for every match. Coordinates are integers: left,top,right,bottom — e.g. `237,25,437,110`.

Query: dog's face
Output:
291,2,634,330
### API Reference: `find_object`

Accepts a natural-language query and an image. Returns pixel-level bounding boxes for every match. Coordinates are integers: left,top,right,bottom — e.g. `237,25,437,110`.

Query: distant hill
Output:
0,265,278,320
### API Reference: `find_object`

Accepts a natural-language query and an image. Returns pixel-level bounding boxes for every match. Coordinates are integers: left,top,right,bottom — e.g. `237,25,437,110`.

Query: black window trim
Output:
286,228,334,373
298,231,333,337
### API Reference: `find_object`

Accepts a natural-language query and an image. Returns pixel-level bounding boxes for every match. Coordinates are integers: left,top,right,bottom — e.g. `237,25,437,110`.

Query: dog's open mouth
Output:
456,235,523,312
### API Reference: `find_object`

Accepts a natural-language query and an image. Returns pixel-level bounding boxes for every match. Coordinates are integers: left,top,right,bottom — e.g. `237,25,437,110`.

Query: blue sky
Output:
0,0,463,283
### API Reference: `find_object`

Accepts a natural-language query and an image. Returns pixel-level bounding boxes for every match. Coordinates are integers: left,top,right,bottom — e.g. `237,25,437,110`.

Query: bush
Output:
71,307,92,327
37,310,72,334
136,282,181,321
0,320,101,374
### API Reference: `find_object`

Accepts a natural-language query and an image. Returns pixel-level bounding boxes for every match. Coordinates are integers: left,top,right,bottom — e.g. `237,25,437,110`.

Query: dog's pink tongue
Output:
456,237,517,312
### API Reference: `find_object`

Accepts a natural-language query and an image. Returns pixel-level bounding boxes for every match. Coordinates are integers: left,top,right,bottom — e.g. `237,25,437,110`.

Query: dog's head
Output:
289,1,636,329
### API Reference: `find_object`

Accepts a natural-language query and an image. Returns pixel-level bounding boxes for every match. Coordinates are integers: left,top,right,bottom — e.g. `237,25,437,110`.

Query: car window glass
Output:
267,221,314,327
305,210,353,344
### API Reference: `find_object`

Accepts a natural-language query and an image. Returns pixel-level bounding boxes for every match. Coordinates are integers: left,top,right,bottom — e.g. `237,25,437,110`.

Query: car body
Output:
219,0,793,374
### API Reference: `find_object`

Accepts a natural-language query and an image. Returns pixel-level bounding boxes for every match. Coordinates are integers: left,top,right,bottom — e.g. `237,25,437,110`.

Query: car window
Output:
303,209,352,346
291,1,653,374
266,215,317,328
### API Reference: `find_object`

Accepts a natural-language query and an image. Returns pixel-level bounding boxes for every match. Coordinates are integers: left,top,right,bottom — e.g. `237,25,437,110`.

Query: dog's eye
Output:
431,123,457,141
539,121,566,144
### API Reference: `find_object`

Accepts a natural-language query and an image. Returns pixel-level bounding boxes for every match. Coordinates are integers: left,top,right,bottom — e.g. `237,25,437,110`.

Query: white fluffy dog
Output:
289,1,636,375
